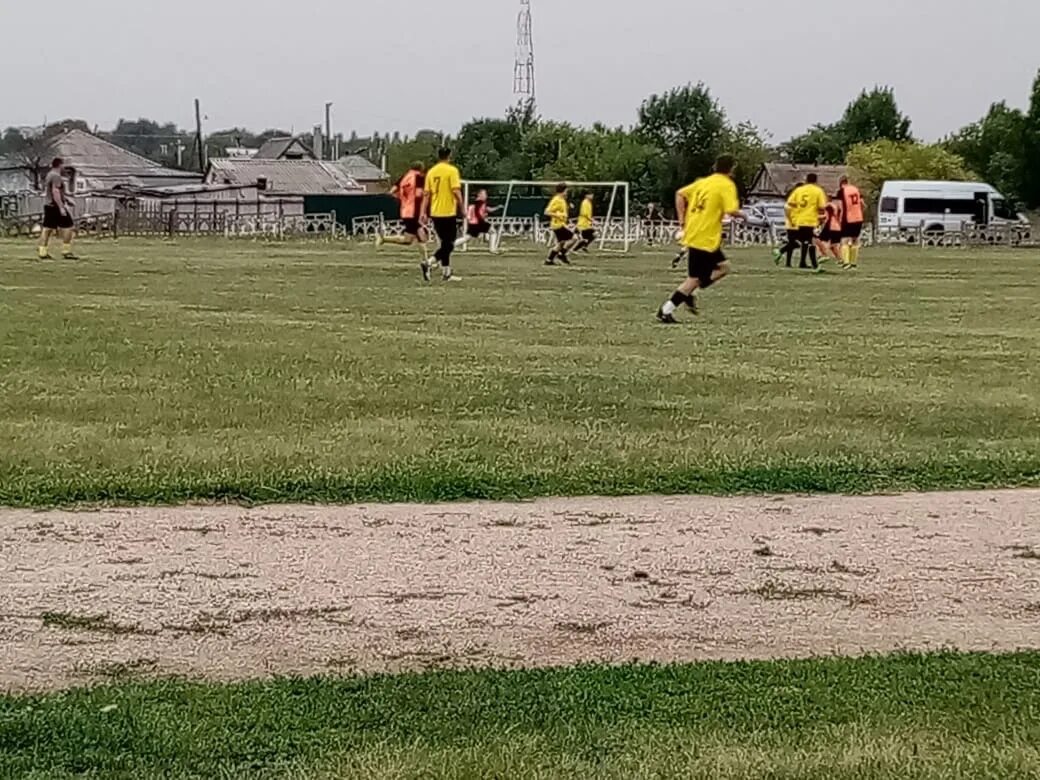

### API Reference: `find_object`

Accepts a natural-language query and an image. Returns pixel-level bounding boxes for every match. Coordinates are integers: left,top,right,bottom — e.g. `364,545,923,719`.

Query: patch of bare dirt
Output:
2,489,1039,692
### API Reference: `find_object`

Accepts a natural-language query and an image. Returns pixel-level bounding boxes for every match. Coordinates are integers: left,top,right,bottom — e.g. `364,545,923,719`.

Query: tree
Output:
637,83,728,203
109,118,191,167
781,87,911,165
846,140,975,216
781,123,846,164
1022,70,1040,208
945,102,1028,207
723,121,770,196
386,134,443,181
454,117,526,180
841,87,912,148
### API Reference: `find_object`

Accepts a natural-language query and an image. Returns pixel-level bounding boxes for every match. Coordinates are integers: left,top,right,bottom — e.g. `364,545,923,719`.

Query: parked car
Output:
747,201,788,229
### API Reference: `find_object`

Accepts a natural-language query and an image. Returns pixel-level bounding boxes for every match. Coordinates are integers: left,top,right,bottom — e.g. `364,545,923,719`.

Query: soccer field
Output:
1,238,1039,505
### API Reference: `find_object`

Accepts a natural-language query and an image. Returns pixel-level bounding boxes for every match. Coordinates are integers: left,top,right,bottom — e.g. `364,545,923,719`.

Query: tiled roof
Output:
206,158,362,194
338,154,389,182
254,137,314,160
750,163,849,199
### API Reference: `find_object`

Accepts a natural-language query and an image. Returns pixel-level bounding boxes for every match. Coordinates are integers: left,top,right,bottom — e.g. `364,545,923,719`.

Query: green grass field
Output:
1,652,1038,779
2,238,1039,506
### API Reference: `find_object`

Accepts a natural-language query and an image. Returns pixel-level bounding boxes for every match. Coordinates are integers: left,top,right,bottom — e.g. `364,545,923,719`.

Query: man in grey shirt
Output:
38,157,77,260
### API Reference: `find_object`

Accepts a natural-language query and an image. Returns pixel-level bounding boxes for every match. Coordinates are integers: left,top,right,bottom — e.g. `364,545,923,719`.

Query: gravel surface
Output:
2,490,1039,692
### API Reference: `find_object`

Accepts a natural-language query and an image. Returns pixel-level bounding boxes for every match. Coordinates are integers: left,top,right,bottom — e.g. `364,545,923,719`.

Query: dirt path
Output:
2,490,1039,693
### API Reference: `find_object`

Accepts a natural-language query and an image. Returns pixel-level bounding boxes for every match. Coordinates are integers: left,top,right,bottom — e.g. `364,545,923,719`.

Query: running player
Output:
454,189,500,251
815,196,844,262
545,184,576,265
785,173,827,270
38,158,78,260
377,163,427,261
424,147,464,282
838,175,865,268
573,192,596,252
656,155,745,324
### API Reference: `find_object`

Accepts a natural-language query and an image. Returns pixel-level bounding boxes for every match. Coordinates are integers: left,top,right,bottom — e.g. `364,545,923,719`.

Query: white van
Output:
877,180,1029,233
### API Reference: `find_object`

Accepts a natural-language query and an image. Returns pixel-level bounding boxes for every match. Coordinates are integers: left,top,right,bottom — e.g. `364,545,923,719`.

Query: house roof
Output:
206,158,363,195
254,137,315,160
43,129,199,188
749,163,849,199
338,154,389,182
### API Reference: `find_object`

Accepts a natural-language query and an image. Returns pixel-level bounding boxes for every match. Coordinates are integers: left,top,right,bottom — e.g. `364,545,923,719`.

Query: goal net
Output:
460,180,632,253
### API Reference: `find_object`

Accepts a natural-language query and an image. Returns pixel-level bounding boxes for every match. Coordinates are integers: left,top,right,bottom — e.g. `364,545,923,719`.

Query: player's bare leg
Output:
378,231,429,263
59,227,77,259
37,228,54,259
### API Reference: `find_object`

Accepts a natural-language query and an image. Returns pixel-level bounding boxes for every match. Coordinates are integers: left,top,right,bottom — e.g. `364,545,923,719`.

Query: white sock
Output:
454,236,468,249
662,301,677,316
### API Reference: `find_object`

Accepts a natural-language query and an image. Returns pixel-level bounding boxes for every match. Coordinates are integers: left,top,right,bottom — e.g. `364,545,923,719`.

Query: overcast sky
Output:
2,0,1036,142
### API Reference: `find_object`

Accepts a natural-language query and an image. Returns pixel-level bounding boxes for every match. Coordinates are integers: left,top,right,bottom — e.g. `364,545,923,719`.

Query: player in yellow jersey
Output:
657,155,745,324
423,146,464,282
573,192,596,253
772,186,800,267
784,173,827,270
544,183,576,265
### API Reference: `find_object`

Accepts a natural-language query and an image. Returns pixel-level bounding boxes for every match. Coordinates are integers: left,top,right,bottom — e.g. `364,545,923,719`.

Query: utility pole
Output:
324,102,333,161
194,98,205,172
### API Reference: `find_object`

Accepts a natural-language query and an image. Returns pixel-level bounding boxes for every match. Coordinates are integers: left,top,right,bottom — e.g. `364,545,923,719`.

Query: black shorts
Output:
580,229,596,242
686,248,726,287
795,226,816,243
402,218,422,237
42,205,74,230
432,216,457,244
842,222,864,240
818,228,841,244
466,221,491,238
553,227,574,243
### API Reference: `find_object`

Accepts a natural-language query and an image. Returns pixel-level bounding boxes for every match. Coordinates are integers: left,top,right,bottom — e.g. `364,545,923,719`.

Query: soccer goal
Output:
461,180,632,253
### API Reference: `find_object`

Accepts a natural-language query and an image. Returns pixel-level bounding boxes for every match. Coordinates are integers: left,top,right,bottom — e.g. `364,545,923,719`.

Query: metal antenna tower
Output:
513,0,535,108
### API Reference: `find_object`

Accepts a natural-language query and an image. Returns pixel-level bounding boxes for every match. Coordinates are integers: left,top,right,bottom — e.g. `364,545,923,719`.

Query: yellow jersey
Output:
426,162,462,218
546,194,569,229
677,173,739,251
577,199,593,230
786,183,827,228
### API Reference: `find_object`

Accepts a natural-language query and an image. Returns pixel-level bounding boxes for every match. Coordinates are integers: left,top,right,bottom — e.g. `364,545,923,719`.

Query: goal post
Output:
461,180,632,253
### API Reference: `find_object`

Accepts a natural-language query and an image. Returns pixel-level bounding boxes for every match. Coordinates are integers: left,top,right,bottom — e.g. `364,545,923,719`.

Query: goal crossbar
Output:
462,179,632,252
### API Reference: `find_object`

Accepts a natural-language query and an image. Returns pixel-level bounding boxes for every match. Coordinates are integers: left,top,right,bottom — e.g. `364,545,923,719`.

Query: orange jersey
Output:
827,201,842,232
395,170,424,219
841,184,864,223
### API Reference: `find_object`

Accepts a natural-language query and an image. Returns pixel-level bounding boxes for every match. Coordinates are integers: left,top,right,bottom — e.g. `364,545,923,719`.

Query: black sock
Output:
548,250,557,261
800,243,810,267
809,245,818,268
785,244,795,267
670,291,690,307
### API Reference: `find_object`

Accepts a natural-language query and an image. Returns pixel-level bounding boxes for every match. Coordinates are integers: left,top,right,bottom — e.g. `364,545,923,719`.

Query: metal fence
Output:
3,209,1033,249
0,200,339,240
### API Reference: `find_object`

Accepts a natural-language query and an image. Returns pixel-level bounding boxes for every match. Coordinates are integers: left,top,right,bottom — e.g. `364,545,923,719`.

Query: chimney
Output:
334,133,342,160
313,125,324,161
